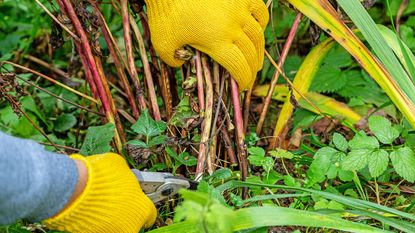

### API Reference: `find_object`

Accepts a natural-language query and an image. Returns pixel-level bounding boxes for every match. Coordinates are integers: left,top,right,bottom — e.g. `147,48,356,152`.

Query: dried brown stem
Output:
196,54,214,179
2,61,98,104
23,54,73,82
34,0,80,41
195,51,205,111
129,14,161,120
0,85,62,153
256,13,302,136
15,74,103,116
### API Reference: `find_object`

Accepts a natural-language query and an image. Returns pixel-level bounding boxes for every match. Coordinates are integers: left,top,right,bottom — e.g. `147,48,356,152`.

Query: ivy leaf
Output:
368,116,400,144
342,149,371,171
332,133,348,152
80,123,114,156
348,132,379,150
127,139,147,148
131,109,166,138
390,147,415,182
307,147,337,183
368,149,389,177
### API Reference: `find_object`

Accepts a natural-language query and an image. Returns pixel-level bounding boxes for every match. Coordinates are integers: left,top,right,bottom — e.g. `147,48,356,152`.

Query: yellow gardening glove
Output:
145,0,269,91
44,153,157,233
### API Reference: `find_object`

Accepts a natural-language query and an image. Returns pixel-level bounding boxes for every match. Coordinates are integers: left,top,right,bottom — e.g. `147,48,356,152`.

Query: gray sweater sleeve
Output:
0,132,78,225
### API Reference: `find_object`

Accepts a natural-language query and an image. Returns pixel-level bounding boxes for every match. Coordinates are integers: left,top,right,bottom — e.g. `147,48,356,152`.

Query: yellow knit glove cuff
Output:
44,153,157,233
144,0,269,91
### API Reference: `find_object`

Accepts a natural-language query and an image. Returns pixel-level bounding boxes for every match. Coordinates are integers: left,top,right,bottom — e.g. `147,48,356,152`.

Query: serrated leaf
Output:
80,123,114,156
338,169,354,181
342,149,371,171
348,132,379,150
310,64,346,93
368,116,400,144
248,155,264,167
148,135,168,147
131,109,166,138
332,133,348,152
127,139,147,148
54,113,77,132
307,147,337,183
248,147,266,157
178,151,198,166
368,149,389,177
269,149,294,159
390,147,415,182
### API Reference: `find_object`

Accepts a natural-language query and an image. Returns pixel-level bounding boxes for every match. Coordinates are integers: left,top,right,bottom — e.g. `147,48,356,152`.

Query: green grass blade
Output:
337,0,415,103
377,25,415,78
147,206,389,233
216,181,415,222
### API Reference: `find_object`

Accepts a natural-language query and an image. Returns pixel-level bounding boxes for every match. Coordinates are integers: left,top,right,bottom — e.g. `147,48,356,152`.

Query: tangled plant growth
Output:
1,0,415,232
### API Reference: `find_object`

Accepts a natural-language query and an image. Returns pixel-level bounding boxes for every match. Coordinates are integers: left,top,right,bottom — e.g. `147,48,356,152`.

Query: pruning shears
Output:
132,170,198,203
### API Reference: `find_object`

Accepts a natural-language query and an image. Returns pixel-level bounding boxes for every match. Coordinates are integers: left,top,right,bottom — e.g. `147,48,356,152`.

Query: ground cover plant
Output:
1,0,415,232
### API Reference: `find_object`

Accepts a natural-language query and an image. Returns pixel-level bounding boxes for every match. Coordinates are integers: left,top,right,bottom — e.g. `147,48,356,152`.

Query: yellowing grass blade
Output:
286,0,415,128
269,38,335,147
253,84,362,125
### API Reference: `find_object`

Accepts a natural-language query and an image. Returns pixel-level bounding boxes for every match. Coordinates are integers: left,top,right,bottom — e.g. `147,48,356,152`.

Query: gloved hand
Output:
44,153,157,233
145,0,269,91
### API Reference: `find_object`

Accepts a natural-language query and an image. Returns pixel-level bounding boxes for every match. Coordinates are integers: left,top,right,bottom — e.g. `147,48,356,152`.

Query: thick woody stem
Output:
57,0,124,152
93,3,139,119
129,14,162,121
230,78,248,184
120,0,147,110
195,54,214,179
195,51,205,111
256,13,302,136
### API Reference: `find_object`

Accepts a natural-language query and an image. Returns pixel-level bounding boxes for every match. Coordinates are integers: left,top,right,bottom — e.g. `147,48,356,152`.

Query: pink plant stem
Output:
243,88,252,134
120,0,147,111
196,54,214,178
58,0,123,151
93,3,139,119
230,78,248,183
256,13,302,136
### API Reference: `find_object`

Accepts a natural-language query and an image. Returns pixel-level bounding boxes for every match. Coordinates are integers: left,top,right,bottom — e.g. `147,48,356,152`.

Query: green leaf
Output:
332,133,348,152
262,157,274,175
269,149,294,159
178,151,198,166
248,147,266,157
127,139,147,148
54,113,77,132
131,109,166,138
80,123,115,156
342,149,370,171
368,149,389,177
368,116,399,144
390,147,415,182
310,64,346,93
148,135,168,147
348,132,379,150
307,147,337,183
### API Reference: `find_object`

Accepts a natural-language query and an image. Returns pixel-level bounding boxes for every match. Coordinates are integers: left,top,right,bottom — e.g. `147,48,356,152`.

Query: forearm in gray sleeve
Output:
0,132,78,225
